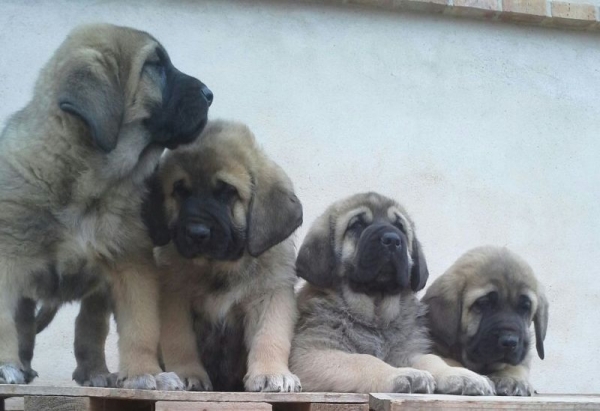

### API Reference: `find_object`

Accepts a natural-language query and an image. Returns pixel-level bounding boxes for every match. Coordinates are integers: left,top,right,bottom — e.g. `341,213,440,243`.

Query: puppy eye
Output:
473,291,498,311
347,217,366,232
518,296,532,313
172,179,190,197
393,220,405,233
214,181,238,201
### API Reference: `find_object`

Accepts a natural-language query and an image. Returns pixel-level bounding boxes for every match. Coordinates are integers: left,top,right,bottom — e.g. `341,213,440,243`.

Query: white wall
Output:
1,0,599,394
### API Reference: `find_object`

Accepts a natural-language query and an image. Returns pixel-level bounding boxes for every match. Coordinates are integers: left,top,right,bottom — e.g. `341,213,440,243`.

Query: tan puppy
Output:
143,120,303,392
422,246,549,396
290,193,494,395
0,23,212,388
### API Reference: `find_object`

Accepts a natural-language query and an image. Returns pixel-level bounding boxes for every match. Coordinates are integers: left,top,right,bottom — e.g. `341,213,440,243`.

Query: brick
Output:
501,0,548,22
393,0,449,13
449,0,501,18
547,1,597,27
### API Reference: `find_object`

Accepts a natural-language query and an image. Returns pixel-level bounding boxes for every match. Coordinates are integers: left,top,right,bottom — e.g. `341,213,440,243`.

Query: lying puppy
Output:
0,23,212,388
422,246,548,396
143,120,303,392
290,193,494,395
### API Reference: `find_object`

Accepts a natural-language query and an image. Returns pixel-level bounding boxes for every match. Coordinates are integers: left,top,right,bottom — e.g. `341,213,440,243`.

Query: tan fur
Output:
0,23,210,389
422,246,549,396
154,120,302,392
290,193,494,395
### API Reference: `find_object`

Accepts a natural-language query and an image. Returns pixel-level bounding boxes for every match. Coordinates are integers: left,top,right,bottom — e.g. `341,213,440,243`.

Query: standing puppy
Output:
290,193,494,395
0,23,212,389
422,246,548,396
144,120,303,392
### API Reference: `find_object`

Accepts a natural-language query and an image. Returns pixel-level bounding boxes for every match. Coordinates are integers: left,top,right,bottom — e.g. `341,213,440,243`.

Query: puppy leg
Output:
160,288,212,391
290,349,434,393
111,262,183,391
15,298,38,383
243,287,301,392
72,289,117,387
0,278,25,384
489,365,533,396
412,354,495,396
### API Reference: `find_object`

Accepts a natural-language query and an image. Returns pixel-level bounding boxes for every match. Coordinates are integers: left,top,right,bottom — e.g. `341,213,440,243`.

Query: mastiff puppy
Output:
422,246,548,396
0,23,213,388
290,193,494,395
143,120,303,392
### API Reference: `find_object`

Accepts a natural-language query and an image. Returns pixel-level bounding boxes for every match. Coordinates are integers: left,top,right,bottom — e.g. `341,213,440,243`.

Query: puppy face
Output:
143,121,303,262
55,24,212,159
297,193,429,294
423,247,548,370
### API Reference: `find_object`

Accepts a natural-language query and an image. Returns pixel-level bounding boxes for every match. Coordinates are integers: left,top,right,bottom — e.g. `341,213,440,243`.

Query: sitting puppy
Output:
0,23,212,388
143,120,303,392
422,246,548,396
290,193,494,395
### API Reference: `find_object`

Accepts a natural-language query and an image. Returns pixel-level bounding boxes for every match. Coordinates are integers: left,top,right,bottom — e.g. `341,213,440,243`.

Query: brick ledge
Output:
299,0,600,31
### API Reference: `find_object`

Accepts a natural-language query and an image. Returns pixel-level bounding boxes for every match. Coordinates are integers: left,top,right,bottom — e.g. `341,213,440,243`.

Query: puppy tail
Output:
35,304,59,334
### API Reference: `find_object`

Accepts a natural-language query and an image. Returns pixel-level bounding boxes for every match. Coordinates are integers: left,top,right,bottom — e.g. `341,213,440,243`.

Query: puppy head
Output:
143,120,302,262
297,192,429,294
423,246,548,369
49,24,212,173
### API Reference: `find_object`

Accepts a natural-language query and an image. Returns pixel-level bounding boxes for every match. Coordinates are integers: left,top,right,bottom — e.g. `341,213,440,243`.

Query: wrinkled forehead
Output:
463,271,539,311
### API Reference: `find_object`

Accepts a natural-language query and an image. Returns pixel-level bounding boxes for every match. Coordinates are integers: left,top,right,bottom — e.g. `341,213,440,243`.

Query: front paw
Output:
117,372,185,391
244,371,302,392
435,367,495,396
73,366,117,387
390,368,435,394
491,376,533,396
0,364,26,384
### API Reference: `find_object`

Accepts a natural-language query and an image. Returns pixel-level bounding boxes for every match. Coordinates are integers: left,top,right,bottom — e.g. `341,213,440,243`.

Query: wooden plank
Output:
24,396,153,411
0,386,367,404
155,401,272,410
274,404,368,411
4,398,22,411
370,393,600,411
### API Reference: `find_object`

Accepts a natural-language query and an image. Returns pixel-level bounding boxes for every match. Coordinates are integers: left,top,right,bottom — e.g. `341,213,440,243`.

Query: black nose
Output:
499,334,519,351
381,232,401,250
186,223,211,243
201,85,213,106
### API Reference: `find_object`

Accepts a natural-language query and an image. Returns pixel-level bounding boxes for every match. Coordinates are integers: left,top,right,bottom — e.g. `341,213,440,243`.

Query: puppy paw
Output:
390,369,435,394
0,364,26,384
23,367,38,384
244,371,302,392
118,373,157,390
155,372,186,391
73,367,118,387
490,376,533,396
435,367,495,396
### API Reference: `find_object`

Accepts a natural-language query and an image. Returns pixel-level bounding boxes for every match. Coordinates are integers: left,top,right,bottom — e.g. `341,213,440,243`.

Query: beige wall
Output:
1,0,599,394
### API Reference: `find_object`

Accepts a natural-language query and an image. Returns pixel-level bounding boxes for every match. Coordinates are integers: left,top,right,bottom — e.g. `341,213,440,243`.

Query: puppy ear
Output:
247,171,303,257
534,285,549,360
296,214,338,288
141,171,171,247
410,238,429,292
422,277,462,350
58,51,124,152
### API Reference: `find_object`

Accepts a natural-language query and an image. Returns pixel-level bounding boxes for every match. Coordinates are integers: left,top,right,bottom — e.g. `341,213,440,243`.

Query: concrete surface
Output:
0,0,598,395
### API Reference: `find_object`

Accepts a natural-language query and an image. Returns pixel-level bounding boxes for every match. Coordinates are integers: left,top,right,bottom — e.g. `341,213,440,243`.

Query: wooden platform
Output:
2,386,600,411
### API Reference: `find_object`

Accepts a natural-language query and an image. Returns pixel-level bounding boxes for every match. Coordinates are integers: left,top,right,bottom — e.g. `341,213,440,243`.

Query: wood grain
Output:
24,396,154,411
155,401,272,410
274,404,368,411
370,393,600,411
0,386,366,404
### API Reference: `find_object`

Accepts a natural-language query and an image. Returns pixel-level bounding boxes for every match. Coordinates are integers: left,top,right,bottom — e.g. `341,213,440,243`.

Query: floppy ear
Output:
410,238,429,292
422,278,462,350
247,173,303,257
296,215,339,288
141,171,171,247
58,52,124,152
533,286,549,360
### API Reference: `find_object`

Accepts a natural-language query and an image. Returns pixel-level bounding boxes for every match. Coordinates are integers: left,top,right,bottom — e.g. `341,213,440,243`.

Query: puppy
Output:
290,193,494,395
422,246,548,396
0,23,212,389
143,120,303,392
